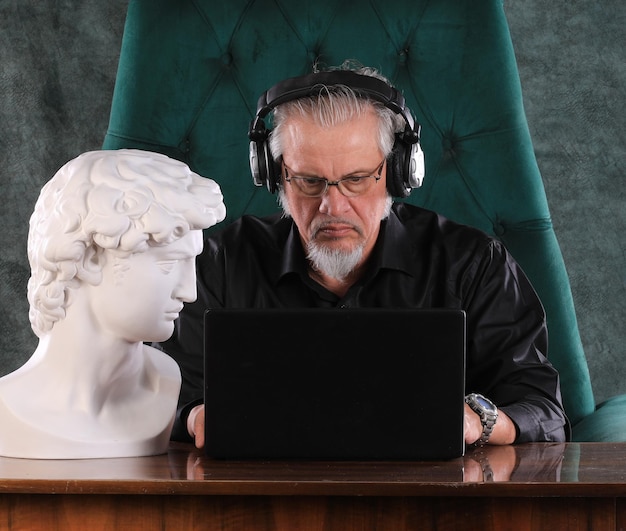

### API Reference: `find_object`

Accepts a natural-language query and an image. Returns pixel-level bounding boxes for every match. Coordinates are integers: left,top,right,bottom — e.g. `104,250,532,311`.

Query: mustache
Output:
310,219,363,239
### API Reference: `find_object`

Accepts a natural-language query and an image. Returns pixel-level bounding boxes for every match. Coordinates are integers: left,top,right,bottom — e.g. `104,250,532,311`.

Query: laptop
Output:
204,308,466,460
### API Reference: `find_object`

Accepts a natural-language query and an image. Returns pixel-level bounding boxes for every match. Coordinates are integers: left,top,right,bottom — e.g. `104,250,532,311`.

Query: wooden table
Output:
1,442,625,530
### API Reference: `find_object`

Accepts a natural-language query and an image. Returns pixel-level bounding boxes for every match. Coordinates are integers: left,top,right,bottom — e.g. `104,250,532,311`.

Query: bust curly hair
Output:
27,149,225,337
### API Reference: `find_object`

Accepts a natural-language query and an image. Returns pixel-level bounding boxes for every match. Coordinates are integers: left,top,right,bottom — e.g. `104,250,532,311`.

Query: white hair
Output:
268,65,405,164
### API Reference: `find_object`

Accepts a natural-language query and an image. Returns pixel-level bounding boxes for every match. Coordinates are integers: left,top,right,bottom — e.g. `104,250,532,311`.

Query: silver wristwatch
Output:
465,393,498,446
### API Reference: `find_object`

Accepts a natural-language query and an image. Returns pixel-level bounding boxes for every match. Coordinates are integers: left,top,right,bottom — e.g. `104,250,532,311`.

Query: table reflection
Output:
179,443,568,484
464,443,566,482
0,442,590,486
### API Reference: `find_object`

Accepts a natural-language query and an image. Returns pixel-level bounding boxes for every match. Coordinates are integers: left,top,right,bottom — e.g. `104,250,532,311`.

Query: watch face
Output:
476,395,494,411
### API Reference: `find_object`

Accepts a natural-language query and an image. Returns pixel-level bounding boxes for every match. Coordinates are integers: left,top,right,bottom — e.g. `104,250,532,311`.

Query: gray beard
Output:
279,190,393,282
306,241,364,282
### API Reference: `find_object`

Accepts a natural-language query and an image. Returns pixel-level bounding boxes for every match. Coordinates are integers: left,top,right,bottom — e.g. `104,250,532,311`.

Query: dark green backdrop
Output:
1,0,624,404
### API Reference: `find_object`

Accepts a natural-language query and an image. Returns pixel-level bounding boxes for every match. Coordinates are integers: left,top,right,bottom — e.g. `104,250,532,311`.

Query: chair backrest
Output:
103,0,594,425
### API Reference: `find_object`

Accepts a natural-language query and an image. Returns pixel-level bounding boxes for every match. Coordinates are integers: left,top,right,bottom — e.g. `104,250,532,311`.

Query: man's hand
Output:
187,404,205,448
464,403,517,445
464,403,483,444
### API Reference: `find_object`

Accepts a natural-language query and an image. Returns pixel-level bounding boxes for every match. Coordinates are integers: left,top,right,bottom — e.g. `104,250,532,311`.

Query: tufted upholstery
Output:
103,0,626,441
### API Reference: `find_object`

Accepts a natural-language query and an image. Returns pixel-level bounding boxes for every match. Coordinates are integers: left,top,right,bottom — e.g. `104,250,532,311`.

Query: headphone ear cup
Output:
386,134,425,197
264,140,281,194
249,139,266,188
386,140,412,198
249,138,281,194
407,142,425,190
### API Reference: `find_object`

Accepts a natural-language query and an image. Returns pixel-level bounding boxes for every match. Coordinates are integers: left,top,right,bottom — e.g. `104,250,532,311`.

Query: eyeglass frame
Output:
282,158,386,198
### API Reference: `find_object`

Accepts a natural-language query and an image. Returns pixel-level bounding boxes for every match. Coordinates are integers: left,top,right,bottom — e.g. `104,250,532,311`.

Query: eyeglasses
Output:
283,159,385,198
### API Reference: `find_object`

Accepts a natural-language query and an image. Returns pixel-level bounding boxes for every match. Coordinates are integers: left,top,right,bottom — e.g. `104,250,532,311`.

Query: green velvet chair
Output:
102,0,626,441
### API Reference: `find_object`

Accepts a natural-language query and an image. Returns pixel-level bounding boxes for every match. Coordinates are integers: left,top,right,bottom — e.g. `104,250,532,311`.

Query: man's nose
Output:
318,183,350,215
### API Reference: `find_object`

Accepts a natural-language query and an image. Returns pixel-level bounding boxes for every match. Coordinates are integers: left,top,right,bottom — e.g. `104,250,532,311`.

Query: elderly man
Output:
160,64,569,449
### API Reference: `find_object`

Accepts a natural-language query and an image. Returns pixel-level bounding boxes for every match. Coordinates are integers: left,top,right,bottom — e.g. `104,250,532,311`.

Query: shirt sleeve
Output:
462,240,570,442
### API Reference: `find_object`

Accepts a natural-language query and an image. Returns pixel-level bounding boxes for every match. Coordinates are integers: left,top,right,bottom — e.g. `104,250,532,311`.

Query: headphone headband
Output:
248,70,424,196
252,70,414,133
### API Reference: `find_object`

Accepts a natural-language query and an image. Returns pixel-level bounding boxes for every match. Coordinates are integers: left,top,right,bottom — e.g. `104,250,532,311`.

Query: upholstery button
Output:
442,136,457,159
494,223,506,237
220,52,233,67
178,138,191,154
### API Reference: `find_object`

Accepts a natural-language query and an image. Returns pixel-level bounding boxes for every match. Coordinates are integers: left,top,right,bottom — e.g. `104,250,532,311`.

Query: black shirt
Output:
160,202,569,443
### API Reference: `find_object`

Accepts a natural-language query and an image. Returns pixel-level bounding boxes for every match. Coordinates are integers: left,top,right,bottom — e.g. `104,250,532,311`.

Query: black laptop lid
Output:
204,308,466,460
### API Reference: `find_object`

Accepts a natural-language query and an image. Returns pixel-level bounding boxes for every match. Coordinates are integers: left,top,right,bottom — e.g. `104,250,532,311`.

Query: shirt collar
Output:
374,205,414,274
279,222,308,280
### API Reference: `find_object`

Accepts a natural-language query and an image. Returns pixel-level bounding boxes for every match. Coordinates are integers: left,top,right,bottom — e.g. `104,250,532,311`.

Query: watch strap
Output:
465,393,498,446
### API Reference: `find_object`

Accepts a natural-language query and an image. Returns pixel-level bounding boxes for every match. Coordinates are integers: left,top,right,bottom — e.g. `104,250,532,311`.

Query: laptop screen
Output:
204,308,466,460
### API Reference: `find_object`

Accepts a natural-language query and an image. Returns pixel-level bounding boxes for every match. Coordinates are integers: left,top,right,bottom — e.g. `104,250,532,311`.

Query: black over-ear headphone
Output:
248,70,424,198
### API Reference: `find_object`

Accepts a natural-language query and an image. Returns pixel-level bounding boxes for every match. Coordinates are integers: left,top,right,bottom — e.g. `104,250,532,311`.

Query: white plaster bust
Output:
0,149,226,459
